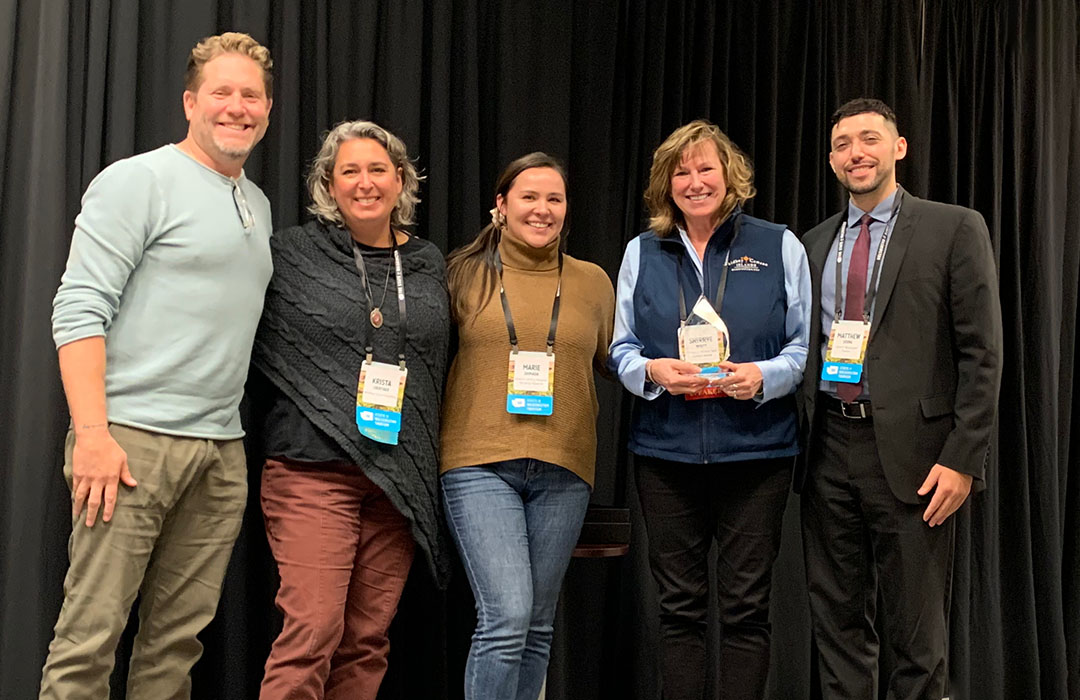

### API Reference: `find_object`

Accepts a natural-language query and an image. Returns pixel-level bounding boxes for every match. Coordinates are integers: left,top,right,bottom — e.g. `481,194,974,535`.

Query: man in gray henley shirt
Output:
40,32,274,700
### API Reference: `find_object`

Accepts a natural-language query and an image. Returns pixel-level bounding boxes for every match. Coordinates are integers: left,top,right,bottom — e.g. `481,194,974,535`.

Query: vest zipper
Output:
700,403,708,463
700,255,710,463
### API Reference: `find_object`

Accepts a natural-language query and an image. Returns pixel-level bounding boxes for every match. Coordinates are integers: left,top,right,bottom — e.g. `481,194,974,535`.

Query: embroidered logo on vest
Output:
726,255,769,272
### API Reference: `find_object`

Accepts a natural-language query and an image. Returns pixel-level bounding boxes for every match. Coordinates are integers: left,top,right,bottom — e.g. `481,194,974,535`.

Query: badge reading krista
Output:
351,232,410,444
356,360,408,445
820,319,870,384
679,294,731,401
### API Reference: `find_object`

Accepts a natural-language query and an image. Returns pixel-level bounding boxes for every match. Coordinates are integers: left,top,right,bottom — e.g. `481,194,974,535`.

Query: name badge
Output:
678,298,731,401
679,324,722,365
821,319,870,384
356,360,408,444
507,351,554,415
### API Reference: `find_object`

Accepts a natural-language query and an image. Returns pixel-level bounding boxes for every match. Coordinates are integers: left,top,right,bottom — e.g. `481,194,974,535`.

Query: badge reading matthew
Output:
679,294,731,401
507,351,555,416
821,319,870,384
356,360,408,445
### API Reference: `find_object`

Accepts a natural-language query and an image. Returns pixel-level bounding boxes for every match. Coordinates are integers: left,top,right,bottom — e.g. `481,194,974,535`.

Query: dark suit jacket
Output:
794,193,1003,504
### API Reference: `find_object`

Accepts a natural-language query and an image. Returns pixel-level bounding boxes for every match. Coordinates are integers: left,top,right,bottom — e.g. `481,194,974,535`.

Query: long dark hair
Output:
446,152,570,324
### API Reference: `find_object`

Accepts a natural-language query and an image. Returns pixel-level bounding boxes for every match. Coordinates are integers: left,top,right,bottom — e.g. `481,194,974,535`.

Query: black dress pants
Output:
635,454,791,700
802,407,955,700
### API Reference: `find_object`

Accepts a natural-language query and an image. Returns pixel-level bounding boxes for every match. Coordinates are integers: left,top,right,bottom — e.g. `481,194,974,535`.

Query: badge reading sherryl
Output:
678,294,731,401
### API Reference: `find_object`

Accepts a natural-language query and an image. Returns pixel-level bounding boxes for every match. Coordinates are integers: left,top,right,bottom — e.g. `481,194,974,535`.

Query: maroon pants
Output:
259,458,414,700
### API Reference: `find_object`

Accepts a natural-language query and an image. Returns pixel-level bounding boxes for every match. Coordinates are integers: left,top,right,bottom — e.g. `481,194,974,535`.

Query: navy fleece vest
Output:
629,211,798,463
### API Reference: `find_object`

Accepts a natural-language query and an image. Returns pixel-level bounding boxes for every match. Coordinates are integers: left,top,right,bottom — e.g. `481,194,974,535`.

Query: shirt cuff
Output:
625,355,666,400
751,359,785,403
53,324,106,350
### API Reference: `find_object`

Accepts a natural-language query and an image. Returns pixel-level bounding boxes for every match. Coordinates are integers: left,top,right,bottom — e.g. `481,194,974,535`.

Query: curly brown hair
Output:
184,32,273,98
306,120,423,230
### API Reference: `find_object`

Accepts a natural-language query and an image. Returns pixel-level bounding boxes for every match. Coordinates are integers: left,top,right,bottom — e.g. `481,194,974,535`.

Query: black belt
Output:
822,393,873,420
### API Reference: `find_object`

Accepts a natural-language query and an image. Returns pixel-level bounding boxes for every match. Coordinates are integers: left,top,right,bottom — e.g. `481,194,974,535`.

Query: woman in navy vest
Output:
609,120,811,700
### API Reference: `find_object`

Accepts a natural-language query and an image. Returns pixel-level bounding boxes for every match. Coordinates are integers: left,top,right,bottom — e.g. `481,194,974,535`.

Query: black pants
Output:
802,407,955,700
635,454,792,700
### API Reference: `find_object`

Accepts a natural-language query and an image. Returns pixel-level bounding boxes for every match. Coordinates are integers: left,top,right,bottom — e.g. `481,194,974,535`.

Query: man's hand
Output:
717,361,764,401
58,337,137,527
646,358,710,395
917,463,972,527
71,426,136,527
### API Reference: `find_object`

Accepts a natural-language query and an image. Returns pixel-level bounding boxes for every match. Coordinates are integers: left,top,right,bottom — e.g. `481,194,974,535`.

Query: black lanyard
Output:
677,215,743,324
832,189,904,323
351,232,407,369
494,249,563,355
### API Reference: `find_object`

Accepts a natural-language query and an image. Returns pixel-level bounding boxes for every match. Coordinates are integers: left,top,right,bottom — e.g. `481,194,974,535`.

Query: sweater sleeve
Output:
52,160,165,348
591,264,617,379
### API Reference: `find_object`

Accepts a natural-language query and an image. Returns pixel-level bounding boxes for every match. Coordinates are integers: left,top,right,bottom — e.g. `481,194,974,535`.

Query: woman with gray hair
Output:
249,120,450,700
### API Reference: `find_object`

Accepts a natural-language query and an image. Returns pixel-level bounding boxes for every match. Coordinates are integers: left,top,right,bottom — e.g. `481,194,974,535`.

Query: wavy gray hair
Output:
306,120,423,229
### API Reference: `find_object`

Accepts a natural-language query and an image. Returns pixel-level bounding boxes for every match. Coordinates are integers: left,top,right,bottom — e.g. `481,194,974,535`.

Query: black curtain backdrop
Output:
1,1,1077,699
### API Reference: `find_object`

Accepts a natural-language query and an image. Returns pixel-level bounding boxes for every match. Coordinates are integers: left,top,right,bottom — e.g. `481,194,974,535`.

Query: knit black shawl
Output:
251,219,451,586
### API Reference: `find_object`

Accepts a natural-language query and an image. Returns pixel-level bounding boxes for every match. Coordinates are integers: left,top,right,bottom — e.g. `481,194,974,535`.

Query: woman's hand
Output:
718,361,763,400
646,358,711,395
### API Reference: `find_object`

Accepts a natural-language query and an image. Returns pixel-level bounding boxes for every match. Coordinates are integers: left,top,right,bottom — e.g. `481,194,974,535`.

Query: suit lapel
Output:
869,197,922,343
809,220,839,274
808,214,843,300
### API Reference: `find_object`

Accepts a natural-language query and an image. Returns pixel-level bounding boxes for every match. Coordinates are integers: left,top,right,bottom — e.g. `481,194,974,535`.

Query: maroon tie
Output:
837,213,872,402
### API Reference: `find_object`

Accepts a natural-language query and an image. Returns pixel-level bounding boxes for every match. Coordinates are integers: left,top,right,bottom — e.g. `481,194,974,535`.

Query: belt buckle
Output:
840,401,868,419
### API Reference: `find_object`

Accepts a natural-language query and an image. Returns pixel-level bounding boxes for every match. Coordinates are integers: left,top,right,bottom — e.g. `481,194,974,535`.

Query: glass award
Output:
678,294,731,400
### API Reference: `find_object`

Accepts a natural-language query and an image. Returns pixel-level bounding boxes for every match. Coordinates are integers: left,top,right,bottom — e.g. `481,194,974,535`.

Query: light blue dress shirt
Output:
818,188,900,397
609,226,812,402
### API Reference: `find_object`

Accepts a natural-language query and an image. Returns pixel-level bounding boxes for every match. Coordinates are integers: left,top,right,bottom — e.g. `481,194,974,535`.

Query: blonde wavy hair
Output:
644,120,756,237
306,120,423,230
184,32,273,98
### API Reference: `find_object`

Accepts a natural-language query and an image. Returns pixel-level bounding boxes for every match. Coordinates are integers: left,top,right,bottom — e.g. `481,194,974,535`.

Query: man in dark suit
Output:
796,98,1003,700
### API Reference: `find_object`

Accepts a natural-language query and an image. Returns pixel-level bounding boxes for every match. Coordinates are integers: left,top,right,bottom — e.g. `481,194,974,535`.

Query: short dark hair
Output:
831,98,898,129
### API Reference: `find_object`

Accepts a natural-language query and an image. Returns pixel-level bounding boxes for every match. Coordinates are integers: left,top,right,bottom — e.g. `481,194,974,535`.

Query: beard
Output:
213,136,254,160
208,122,265,161
840,164,891,195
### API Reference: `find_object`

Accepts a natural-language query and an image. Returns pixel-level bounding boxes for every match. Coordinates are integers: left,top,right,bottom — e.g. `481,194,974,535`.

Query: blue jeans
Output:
441,459,590,700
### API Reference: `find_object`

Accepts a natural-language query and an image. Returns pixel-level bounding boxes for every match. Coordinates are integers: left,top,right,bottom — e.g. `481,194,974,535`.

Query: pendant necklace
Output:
368,265,392,328
351,229,397,329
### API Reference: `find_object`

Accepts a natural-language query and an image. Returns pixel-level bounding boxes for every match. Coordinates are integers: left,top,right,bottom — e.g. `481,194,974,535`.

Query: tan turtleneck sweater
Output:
440,233,615,486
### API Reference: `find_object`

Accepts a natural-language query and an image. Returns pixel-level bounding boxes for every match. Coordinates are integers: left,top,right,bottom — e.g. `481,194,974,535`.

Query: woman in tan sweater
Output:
441,152,614,700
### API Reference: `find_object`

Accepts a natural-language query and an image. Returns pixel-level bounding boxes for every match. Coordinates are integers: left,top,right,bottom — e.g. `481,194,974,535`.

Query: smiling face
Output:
328,137,404,237
829,111,907,209
670,140,727,229
496,166,567,248
182,53,271,176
